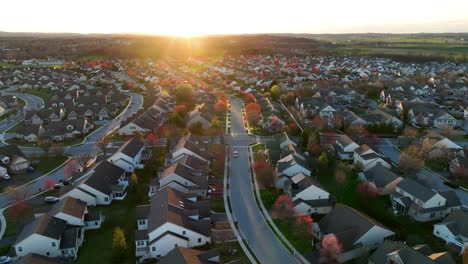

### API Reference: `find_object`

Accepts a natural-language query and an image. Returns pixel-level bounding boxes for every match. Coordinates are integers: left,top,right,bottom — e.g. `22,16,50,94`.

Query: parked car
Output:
27,166,35,173
1,174,10,180
233,150,238,158
44,196,60,203
0,256,12,263
62,180,71,186
53,184,61,190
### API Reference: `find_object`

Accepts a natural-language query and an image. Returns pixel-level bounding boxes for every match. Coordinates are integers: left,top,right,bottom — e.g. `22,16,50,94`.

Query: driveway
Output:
228,98,298,264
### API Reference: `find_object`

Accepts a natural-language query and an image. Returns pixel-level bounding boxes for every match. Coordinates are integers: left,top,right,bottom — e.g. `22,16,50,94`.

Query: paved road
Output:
0,92,44,134
228,98,297,264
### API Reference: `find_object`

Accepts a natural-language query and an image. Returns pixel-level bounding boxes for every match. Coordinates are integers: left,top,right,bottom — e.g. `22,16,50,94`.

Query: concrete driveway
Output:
228,98,298,264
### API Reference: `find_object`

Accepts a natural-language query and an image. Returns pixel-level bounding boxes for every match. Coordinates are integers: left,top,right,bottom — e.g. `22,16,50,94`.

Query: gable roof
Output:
437,209,468,238
84,161,125,195
159,246,220,264
47,197,87,219
362,165,401,188
15,215,67,245
318,204,393,251
396,178,438,203
117,137,144,158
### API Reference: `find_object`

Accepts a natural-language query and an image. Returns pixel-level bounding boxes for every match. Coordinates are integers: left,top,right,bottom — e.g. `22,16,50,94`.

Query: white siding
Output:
15,234,61,258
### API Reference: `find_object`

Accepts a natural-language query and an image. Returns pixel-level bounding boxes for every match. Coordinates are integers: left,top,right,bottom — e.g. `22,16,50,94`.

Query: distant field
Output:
308,34,468,61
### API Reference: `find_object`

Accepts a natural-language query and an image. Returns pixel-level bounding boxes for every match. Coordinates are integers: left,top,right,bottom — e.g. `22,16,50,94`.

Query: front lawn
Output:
22,89,54,101
215,241,250,263
76,193,138,264
259,188,280,210
273,218,313,254
32,156,68,174
210,196,225,213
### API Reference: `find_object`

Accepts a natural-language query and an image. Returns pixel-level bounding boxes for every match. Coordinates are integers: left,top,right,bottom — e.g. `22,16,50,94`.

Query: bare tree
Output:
96,137,110,157
73,152,95,171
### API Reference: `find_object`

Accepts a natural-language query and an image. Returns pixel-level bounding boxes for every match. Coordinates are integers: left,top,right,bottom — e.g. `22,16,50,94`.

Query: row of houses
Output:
135,134,220,262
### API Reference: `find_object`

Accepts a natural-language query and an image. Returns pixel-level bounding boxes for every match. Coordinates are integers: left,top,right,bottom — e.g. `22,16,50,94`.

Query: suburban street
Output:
228,98,298,264
0,92,44,135
0,87,144,210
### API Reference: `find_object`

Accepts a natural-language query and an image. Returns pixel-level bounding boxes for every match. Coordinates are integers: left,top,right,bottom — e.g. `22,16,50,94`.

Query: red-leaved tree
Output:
245,94,256,103
272,195,295,220
43,178,55,190
320,234,343,264
356,182,379,199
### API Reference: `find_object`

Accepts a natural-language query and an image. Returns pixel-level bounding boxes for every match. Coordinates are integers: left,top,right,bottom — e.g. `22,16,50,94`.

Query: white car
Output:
233,151,238,158
44,196,60,203
1,174,10,180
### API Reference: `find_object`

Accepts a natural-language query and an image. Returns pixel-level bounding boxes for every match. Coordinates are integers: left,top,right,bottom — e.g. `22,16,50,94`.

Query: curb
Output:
223,146,258,264
248,144,310,264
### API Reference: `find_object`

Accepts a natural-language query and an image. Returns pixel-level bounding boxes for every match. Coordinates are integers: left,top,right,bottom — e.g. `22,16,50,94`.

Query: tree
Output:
399,149,423,174
189,122,204,135
246,110,262,124
440,127,454,139
174,83,194,103
356,182,378,199
245,93,256,103
270,85,281,100
294,215,314,239
320,234,343,264
245,102,261,113
285,91,295,105
73,153,94,172
6,198,32,222
318,151,329,173
133,131,144,142
272,195,295,221
113,227,127,260
96,137,110,157
402,128,418,145
254,161,276,188
215,101,228,113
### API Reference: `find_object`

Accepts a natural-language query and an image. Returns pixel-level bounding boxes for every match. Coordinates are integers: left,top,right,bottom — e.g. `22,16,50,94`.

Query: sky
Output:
1,0,468,36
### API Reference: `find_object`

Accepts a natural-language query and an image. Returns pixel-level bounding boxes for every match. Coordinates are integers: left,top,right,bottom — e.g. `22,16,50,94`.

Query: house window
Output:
198,238,202,243
182,231,186,235
436,231,440,234
152,247,156,251
104,197,109,202
175,244,178,247
46,252,50,256
52,242,56,247
18,247,22,252
430,213,435,218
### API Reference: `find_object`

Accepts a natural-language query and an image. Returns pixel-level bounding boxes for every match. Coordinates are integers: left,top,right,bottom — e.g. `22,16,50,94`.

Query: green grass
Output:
273,218,313,254
5,122,26,133
76,194,138,264
32,156,68,174
251,143,266,153
210,196,226,213
259,188,280,210
214,241,250,263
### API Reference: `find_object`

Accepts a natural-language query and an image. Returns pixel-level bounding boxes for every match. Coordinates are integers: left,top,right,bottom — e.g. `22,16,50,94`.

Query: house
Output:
276,132,297,150
276,153,311,189
107,137,146,172
11,253,69,264
398,102,457,129
433,209,468,253
158,162,209,197
363,109,403,128
422,132,463,151
185,109,212,129
333,134,360,160
369,240,455,264
391,178,461,222
171,135,211,163
13,213,84,260
353,144,391,171
44,197,103,230
159,246,221,264
284,176,334,215
314,204,395,263
449,149,467,176
0,145,30,174
40,119,94,142
135,187,211,261
358,165,403,195
65,161,128,206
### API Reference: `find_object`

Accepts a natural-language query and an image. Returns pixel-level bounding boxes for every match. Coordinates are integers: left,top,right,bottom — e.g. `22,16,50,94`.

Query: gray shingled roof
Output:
362,165,401,188
397,178,437,203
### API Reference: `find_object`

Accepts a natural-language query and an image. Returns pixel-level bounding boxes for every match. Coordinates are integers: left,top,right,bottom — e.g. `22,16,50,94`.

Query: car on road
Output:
53,184,61,190
1,174,10,180
233,151,238,158
62,180,71,186
0,256,12,263
44,196,60,203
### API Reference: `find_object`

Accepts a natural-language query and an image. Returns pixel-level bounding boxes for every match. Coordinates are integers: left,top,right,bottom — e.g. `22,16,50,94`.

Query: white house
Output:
353,144,391,171
433,210,468,254
314,204,395,263
66,161,128,206
158,162,208,197
391,178,461,222
135,187,211,261
107,137,146,172
287,178,334,215
171,135,210,163
333,134,360,160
